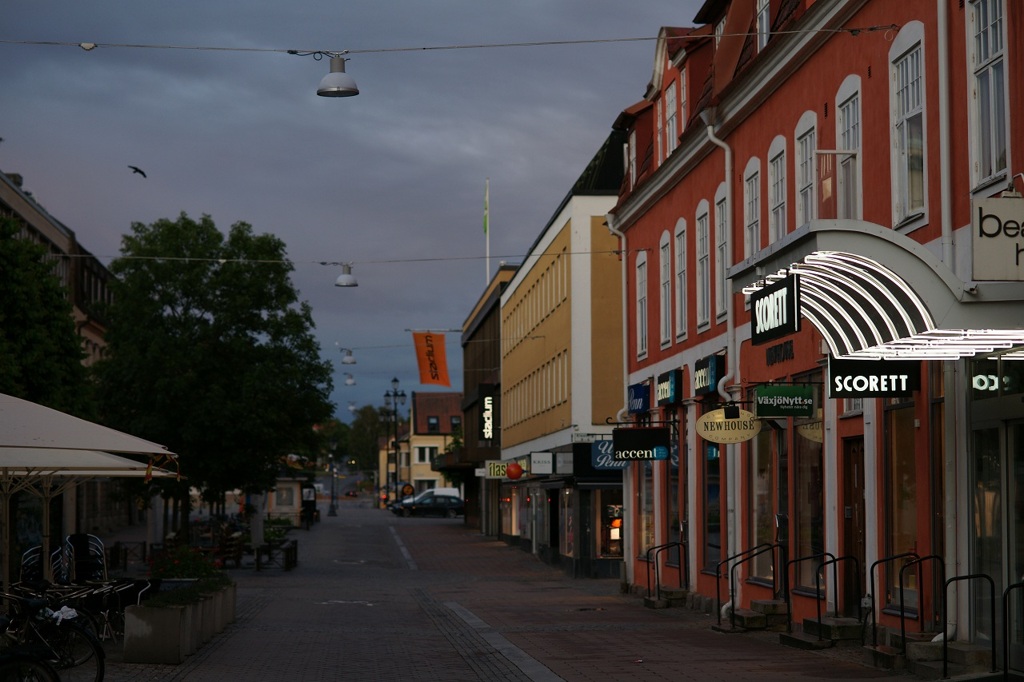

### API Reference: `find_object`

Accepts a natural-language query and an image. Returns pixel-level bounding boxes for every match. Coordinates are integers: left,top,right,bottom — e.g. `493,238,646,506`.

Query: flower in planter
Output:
149,545,223,580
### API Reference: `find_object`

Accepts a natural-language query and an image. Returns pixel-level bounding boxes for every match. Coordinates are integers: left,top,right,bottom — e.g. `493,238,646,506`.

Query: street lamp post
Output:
328,440,338,517
383,377,407,506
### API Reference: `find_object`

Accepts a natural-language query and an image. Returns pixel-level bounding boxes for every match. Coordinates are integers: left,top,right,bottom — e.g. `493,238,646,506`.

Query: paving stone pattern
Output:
102,503,912,681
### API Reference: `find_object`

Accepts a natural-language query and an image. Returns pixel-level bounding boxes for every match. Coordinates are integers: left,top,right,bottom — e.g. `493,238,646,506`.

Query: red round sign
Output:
506,462,523,480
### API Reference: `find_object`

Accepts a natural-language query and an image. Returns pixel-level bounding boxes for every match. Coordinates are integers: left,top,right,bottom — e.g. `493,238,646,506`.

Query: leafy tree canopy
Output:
0,217,89,414
92,212,334,497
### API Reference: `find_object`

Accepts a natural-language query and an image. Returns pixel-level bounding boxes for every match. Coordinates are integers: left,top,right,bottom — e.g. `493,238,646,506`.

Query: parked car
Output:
388,488,460,515
394,493,465,518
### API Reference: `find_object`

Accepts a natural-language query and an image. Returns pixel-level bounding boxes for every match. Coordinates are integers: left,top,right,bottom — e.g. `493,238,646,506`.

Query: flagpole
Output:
484,178,490,284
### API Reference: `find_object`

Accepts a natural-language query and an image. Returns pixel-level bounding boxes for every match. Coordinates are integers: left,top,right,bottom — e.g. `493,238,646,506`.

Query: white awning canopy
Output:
732,220,1024,360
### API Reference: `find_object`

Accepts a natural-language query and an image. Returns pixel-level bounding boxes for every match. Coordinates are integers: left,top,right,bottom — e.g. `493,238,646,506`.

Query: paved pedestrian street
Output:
104,503,910,681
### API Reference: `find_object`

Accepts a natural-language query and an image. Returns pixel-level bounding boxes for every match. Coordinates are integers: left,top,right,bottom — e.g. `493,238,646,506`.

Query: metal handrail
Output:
1003,581,1024,677
784,552,835,634
716,543,774,626
644,541,687,601
728,543,781,630
819,555,861,627
868,552,919,646
898,554,943,653
942,574,996,679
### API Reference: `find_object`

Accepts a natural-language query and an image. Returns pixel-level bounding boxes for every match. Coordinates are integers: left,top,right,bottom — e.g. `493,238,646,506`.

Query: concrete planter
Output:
123,603,194,664
121,582,236,664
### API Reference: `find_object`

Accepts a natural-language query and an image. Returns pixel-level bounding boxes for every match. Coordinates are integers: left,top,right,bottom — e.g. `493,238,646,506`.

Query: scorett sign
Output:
828,357,921,398
750,274,800,344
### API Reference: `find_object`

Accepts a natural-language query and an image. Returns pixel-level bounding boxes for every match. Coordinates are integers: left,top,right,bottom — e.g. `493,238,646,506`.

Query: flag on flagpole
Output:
483,178,489,234
412,331,451,387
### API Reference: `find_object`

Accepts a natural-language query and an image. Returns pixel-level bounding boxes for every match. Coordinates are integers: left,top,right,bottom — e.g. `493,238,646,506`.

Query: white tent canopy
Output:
0,393,172,456
0,394,178,588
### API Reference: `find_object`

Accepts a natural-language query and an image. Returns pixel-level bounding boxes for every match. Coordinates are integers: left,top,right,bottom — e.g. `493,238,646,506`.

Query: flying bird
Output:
128,165,147,178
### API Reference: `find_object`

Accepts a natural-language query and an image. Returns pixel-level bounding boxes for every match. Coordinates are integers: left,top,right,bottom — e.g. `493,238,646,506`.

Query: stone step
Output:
802,616,863,642
779,630,834,650
906,657,998,681
731,608,766,630
862,644,903,671
750,598,787,615
906,639,993,667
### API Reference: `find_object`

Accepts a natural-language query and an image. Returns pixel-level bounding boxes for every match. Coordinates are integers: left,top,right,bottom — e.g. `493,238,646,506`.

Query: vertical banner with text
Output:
412,332,451,386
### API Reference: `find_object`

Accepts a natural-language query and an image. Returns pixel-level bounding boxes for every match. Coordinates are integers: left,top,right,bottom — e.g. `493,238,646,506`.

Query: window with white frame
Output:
665,81,678,159
757,0,771,52
890,25,926,224
715,17,725,48
969,0,1007,186
715,191,728,319
837,83,862,220
795,113,817,227
628,130,638,189
768,136,787,242
696,202,710,327
744,160,761,258
679,69,688,135
415,446,437,464
636,252,648,357
655,98,664,167
660,232,672,346
674,219,687,338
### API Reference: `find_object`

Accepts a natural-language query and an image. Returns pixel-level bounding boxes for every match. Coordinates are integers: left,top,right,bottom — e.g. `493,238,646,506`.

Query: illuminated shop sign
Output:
754,385,814,418
611,427,670,460
750,275,800,345
694,355,725,396
973,197,1024,281
828,357,921,398
656,369,684,406
627,381,651,414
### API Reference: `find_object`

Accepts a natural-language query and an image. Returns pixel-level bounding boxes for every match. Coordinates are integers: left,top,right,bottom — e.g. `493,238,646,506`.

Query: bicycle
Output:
0,651,61,681
0,593,105,682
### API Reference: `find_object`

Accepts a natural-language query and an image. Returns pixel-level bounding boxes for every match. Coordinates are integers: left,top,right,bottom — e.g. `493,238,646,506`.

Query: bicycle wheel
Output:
0,652,61,682
38,621,104,682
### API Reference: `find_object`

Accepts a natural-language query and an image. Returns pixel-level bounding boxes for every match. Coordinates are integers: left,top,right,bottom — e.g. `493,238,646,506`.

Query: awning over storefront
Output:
732,220,1024,360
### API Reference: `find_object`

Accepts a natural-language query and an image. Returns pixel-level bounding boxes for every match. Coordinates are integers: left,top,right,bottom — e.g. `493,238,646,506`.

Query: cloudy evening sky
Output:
1,1,704,421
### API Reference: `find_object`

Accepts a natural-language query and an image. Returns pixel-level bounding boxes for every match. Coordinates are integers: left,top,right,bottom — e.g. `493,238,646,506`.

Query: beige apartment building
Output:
496,133,627,578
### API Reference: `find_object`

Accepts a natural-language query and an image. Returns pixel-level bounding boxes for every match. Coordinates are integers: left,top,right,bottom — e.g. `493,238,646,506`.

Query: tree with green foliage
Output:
0,217,89,414
92,213,333,513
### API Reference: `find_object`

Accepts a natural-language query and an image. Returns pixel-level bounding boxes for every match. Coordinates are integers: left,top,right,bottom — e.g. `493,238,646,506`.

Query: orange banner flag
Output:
412,331,451,386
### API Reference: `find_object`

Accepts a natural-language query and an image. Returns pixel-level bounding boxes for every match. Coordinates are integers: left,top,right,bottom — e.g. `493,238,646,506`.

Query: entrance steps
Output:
642,586,690,610
861,626,995,679
780,616,863,651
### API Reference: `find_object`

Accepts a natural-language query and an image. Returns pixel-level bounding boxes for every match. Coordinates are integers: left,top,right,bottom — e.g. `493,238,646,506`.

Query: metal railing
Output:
716,543,779,627
727,544,781,630
819,554,862,627
942,574,996,680
868,552,919,646
644,541,688,602
785,552,834,635
1003,580,1024,678
897,554,943,653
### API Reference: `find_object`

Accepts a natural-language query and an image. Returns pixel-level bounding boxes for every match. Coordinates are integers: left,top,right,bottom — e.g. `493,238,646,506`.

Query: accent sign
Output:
656,369,684,406
611,427,670,460
694,355,725,396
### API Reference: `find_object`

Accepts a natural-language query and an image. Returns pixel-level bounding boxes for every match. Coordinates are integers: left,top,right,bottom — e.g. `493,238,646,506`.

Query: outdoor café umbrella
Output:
0,393,177,588
0,448,177,585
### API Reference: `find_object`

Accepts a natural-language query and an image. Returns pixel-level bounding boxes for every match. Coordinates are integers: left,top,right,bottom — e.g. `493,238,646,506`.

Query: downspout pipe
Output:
936,0,959,643
937,0,954,271
607,215,633,586
702,108,741,605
